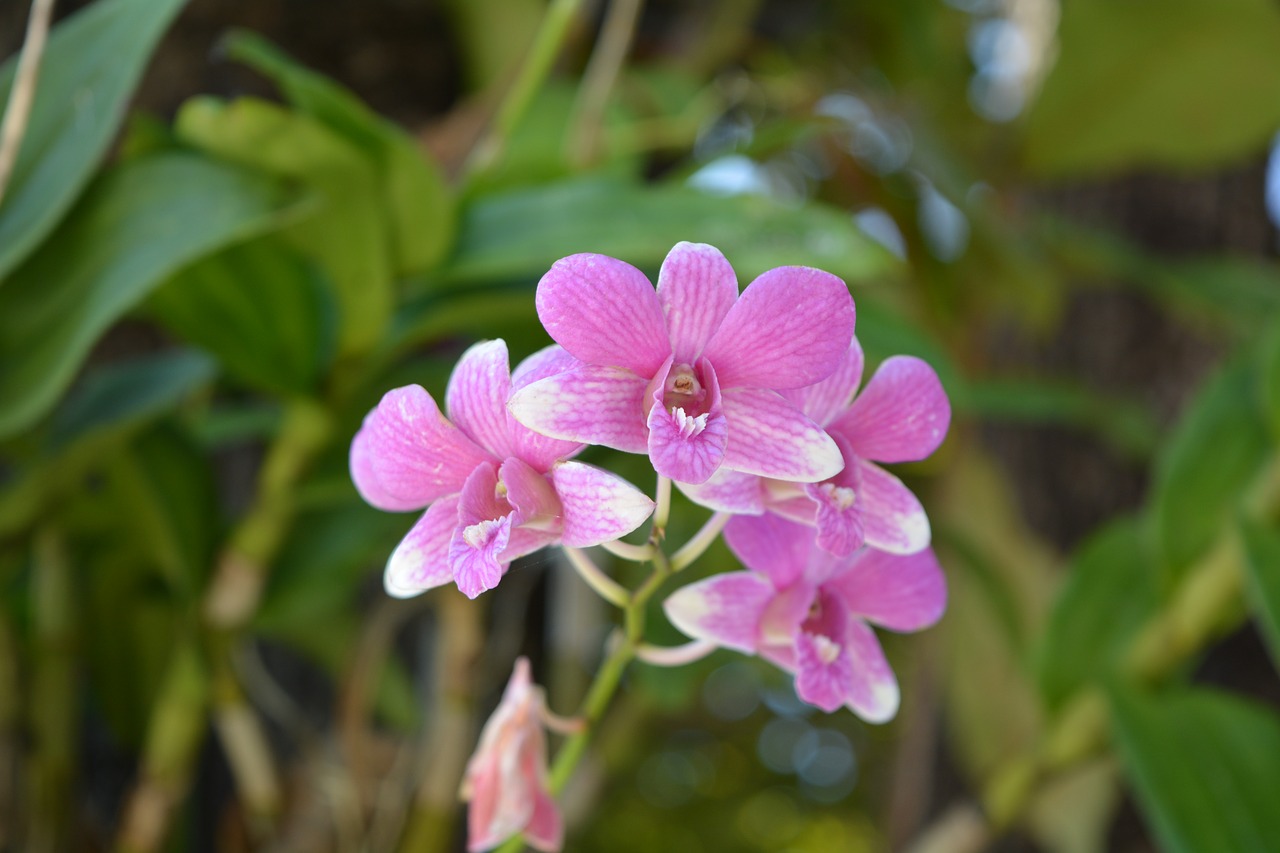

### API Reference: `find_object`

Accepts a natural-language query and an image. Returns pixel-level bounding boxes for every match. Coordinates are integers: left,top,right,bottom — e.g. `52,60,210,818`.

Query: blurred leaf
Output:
1241,520,1280,673
222,30,456,274
1261,319,1280,441
1110,684,1280,853
442,177,896,287
1035,518,1158,709
0,0,188,281
149,238,336,395
1025,0,1280,176
46,350,215,453
0,153,297,440
176,97,392,356
1151,358,1272,582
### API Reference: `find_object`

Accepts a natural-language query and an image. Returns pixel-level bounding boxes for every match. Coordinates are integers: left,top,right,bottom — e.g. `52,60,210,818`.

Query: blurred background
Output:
2,0,1280,851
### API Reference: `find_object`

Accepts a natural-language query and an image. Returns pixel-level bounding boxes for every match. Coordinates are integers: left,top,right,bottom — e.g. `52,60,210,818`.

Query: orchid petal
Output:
826,547,947,632
499,457,561,528
720,388,843,482
833,355,950,463
352,385,492,510
663,572,776,654
535,253,671,376
787,337,865,427
447,340,516,459
384,496,460,598
508,365,649,453
646,403,728,484
703,265,855,390
805,480,866,557
551,461,655,547
677,469,766,515
449,515,513,599
656,242,738,362
457,462,507,525
794,631,856,713
523,787,563,853
723,513,812,587
507,345,586,470
840,619,900,723
858,460,931,554
511,344,579,390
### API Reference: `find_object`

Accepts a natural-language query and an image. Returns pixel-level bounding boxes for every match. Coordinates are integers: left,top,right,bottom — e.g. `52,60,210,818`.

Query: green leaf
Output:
222,31,456,274
1036,518,1158,708
1025,0,1280,177
1241,520,1280,673
149,238,336,394
1151,358,1273,581
0,0,188,280
0,152,297,440
440,177,897,287
1261,319,1280,441
176,97,393,356
1110,684,1280,853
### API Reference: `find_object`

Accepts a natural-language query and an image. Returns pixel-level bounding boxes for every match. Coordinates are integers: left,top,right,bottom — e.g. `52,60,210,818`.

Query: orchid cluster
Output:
350,242,950,852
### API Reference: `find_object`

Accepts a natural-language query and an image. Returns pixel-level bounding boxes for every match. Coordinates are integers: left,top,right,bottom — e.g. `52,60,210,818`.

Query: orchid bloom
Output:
350,340,655,599
679,337,949,556
462,658,564,853
663,513,946,721
507,242,856,486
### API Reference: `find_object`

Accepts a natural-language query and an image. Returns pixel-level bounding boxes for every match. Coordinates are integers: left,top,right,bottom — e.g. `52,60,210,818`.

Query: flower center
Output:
462,518,504,549
811,634,842,665
672,407,709,438
817,482,856,510
663,363,705,413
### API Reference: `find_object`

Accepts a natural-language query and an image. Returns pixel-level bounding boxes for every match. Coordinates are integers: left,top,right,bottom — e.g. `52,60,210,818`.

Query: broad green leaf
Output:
1241,520,1280,672
441,177,896,287
1035,518,1158,708
1261,319,1280,441
1110,684,1280,853
149,239,336,395
1151,358,1272,581
0,0,188,280
222,31,456,274
1025,0,1280,176
0,153,296,440
176,97,392,356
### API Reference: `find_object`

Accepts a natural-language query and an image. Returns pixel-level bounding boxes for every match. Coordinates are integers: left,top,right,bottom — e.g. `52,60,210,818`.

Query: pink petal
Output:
805,481,866,557
352,386,493,510
825,547,947,632
840,619,900,723
723,513,813,588
676,469,766,515
384,496,460,598
535,253,671,377
720,388,844,482
499,457,561,527
523,787,563,853
511,344,580,391
502,527,559,562
794,630,856,713
457,462,507,525
786,338,864,428
507,345,586,470
656,242,738,362
551,461,654,547
663,572,776,653
703,265,855,390
449,515,512,599
507,365,650,454
858,460,931,554
447,340,516,459
646,403,728,484
832,355,950,463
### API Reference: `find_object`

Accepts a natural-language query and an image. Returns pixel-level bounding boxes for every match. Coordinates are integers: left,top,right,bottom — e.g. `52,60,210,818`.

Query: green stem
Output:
567,0,645,167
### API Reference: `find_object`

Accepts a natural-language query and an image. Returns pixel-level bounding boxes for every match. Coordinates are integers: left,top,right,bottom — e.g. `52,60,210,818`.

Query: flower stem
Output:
599,538,655,563
635,639,717,667
567,0,645,167
563,547,629,607
0,0,56,206
670,512,730,571
651,475,672,536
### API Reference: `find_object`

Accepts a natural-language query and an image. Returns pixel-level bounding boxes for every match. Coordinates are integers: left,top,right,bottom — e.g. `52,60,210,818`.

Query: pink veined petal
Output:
723,513,813,588
656,242,739,362
384,495,460,598
352,385,493,510
499,457,562,528
646,403,729,484
789,337,865,428
449,515,513,599
507,365,650,454
535,253,671,377
551,461,654,547
857,459,931,555
825,547,947,632
447,339,516,459
502,527,559,563
523,786,563,853
805,481,866,557
511,344,580,391
719,388,844,482
703,265,855,390
793,630,856,713
832,355,950,463
507,345,586,470
663,572,777,654
839,618,900,723
457,463,507,526
350,428,421,511
677,469,766,515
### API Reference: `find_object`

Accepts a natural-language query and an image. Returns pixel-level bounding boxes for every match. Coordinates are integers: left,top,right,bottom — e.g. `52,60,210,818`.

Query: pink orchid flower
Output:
462,657,564,853
663,513,946,721
350,340,655,599
507,242,855,485
679,337,949,556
